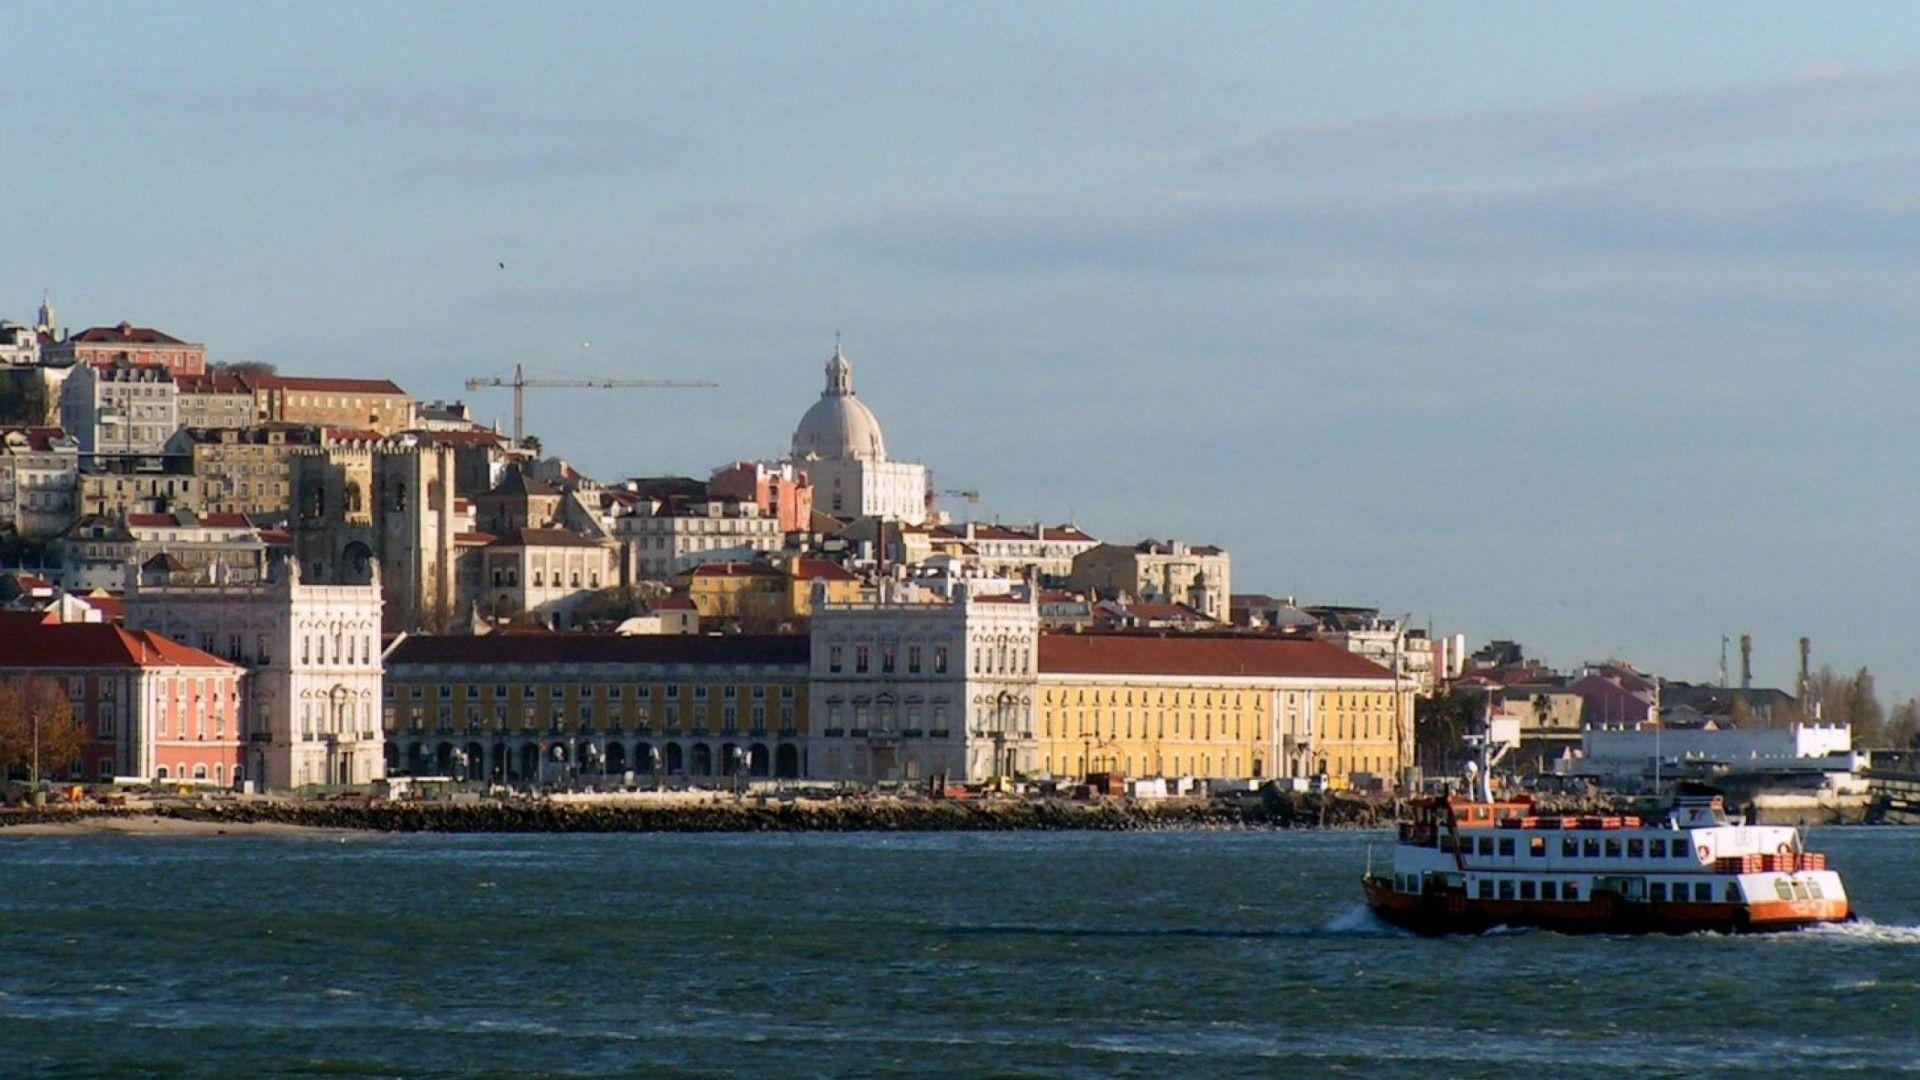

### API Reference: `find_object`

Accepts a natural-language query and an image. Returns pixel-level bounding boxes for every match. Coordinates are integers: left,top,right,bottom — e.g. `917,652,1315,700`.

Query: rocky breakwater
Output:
157,788,1637,834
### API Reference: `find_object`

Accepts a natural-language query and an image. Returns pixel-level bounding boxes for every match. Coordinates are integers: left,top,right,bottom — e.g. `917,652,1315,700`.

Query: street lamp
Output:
729,745,745,797
644,744,661,790
451,747,468,784
550,743,566,792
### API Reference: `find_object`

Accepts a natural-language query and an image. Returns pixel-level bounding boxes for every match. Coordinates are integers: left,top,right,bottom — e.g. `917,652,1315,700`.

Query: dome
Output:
790,345,887,461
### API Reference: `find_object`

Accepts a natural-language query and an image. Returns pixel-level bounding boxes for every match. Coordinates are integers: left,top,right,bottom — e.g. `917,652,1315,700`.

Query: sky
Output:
5,2,1920,696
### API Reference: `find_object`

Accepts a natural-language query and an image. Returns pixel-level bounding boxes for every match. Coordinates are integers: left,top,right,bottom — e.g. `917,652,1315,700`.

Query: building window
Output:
828,646,842,674
907,646,922,674
855,646,869,674
933,646,948,674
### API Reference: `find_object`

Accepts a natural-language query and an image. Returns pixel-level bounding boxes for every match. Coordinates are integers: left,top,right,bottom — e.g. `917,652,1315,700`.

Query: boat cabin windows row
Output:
1447,832,1696,862
1474,878,1581,902
1648,880,1730,903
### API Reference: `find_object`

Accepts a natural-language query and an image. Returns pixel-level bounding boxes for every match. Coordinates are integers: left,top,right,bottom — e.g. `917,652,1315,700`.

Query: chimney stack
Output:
1739,634,1753,692
1798,637,1811,703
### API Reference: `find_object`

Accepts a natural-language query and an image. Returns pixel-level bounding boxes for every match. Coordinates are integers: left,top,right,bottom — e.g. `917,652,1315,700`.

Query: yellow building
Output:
384,633,811,781
682,558,864,630
1036,633,1413,789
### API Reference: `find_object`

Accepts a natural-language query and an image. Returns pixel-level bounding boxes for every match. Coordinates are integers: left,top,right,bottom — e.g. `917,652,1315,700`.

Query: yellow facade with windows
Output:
1038,679,1269,779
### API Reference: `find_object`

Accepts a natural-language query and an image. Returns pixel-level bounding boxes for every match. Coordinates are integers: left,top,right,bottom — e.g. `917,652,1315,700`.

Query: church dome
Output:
790,344,887,461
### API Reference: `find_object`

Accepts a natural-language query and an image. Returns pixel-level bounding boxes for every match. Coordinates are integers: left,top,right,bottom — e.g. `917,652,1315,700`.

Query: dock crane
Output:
939,488,982,504
464,363,717,444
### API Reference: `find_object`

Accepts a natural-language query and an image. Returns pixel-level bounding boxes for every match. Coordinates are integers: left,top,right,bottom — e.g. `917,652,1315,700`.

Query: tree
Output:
1727,695,1754,729
1415,689,1482,778
0,677,87,786
209,360,277,379
1889,700,1920,749
1847,667,1885,746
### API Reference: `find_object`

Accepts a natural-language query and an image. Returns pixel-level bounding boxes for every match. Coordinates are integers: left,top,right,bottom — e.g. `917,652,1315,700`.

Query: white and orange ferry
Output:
1362,791,1850,935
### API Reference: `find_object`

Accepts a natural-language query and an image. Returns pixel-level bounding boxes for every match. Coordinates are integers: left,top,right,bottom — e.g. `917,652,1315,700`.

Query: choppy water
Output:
1,827,1918,1078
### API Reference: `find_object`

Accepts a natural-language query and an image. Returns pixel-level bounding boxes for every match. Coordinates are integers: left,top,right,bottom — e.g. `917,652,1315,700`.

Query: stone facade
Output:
808,588,1039,783
125,558,385,790
1068,539,1231,621
60,361,179,455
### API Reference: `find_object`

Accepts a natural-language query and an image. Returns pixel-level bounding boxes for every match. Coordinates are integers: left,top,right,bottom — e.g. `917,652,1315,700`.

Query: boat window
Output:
1673,844,1692,860
1477,879,1492,900
1693,882,1711,903
1497,879,1514,900
1541,881,1558,900
1561,837,1577,858
1583,838,1600,858
1564,881,1579,901
1791,881,1811,901
1627,839,1644,858
1519,880,1536,900
1604,839,1622,858
1529,836,1545,857
1478,837,1494,857
1724,882,1740,902
1439,835,1455,854
1649,838,1666,858
1498,838,1515,858
1807,880,1823,900
1774,879,1793,901
1650,881,1667,902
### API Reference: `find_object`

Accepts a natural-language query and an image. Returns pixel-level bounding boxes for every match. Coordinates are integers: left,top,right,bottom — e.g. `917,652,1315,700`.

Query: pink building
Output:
46,322,207,376
0,623,245,785
709,461,814,533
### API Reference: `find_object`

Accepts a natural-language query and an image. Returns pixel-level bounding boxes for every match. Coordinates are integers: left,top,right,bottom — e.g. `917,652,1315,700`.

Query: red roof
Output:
389,633,806,667
486,528,602,549
69,323,191,346
248,374,408,395
0,426,75,453
688,561,782,578
0,624,238,670
792,558,858,582
174,373,249,394
1038,633,1393,680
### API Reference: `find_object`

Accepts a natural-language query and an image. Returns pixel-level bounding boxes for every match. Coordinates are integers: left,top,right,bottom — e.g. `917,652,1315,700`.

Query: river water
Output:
1,827,1917,1078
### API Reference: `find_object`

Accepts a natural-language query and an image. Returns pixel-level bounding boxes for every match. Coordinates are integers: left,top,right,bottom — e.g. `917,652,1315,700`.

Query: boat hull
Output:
1361,877,1849,937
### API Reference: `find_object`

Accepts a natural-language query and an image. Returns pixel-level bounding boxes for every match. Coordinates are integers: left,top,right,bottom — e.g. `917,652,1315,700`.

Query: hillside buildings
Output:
247,374,413,434
1068,539,1230,621
60,361,179,455
0,426,79,540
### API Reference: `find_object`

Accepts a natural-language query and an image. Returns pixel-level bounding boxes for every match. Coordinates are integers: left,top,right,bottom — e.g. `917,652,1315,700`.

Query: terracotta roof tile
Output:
388,633,806,667
1039,632,1392,680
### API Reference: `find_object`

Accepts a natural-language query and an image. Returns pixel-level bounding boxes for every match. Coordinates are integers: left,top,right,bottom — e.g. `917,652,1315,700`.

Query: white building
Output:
124,557,386,790
60,361,179,456
808,585,1039,783
474,527,616,627
613,498,784,580
790,345,929,524
1567,723,1856,788
0,426,79,540
937,522,1099,581
0,320,38,366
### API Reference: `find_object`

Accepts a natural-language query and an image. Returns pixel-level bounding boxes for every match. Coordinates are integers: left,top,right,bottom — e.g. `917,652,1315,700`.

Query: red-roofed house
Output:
46,322,207,376
473,528,615,627
941,521,1099,580
0,622,243,784
1067,539,1230,621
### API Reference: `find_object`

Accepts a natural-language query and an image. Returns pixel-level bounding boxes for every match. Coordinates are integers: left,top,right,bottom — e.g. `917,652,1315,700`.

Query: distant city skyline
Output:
7,2,1919,696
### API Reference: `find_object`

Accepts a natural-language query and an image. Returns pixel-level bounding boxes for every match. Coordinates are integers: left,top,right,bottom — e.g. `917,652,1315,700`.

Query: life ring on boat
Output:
1696,845,1710,863
1776,842,1792,857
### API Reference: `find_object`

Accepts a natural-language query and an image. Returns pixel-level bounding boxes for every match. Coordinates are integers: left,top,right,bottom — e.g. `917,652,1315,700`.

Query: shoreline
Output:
0,791,1647,837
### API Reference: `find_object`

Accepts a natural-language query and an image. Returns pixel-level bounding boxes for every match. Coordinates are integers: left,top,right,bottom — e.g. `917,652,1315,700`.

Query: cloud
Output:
841,156,1920,276
1208,67,1920,174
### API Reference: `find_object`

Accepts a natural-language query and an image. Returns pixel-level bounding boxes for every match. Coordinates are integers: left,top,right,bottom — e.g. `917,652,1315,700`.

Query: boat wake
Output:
1322,904,1414,937
1793,919,1920,946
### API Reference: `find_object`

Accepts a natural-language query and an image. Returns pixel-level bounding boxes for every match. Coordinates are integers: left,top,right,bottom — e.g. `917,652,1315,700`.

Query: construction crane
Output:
939,488,981,504
465,363,717,444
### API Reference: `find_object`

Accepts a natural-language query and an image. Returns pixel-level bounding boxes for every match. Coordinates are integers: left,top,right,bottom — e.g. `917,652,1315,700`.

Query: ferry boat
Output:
1362,791,1851,935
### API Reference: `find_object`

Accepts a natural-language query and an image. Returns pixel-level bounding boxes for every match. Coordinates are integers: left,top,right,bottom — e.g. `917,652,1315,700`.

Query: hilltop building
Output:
788,344,928,524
